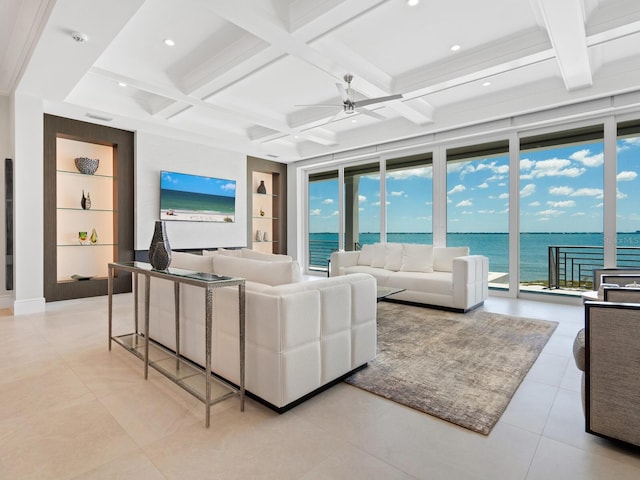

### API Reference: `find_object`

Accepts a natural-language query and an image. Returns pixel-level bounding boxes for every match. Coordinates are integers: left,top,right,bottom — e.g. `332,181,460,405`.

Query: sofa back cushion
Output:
212,255,297,286
202,248,242,257
384,243,403,271
371,243,387,268
240,248,292,262
433,247,470,272
357,244,374,266
400,244,434,273
170,251,215,273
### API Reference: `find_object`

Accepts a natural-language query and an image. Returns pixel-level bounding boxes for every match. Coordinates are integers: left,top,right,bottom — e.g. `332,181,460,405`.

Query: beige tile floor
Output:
2,294,640,479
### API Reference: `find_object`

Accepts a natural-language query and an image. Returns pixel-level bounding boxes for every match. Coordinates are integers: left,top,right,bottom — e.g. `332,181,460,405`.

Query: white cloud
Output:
617,171,638,182
570,149,604,167
331,211,339,216
549,186,575,196
221,183,236,191
477,182,489,189
359,195,367,203
448,184,466,194
456,199,473,207
622,137,640,146
520,158,535,170
498,192,509,199
572,212,586,216
529,201,541,206
617,189,628,199
570,188,603,198
530,158,585,178
322,198,334,204
386,166,433,180
520,183,536,197
536,209,563,216
547,200,576,208
390,191,404,196
310,209,321,216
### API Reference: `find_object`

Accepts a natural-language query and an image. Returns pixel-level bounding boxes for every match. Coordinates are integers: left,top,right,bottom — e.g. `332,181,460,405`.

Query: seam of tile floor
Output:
1,293,640,480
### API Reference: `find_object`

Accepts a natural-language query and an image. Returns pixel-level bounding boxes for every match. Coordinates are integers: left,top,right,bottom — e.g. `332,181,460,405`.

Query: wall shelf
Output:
44,114,134,302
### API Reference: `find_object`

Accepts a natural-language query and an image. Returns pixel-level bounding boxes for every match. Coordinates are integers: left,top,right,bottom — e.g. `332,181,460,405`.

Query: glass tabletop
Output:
110,261,239,283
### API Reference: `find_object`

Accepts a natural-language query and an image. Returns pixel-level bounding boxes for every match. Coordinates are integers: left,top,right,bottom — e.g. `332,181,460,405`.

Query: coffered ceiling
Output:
5,0,640,162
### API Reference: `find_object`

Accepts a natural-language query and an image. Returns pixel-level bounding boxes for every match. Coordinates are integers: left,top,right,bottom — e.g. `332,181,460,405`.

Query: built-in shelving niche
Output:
43,115,134,301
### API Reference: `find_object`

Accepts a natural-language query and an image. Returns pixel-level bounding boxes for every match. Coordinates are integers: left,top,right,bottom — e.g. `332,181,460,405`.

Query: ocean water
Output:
160,188,235,214
309,232,640,282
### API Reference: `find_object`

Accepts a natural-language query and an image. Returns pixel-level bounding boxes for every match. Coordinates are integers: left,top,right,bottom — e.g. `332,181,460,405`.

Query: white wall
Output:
0,95,11,307
135,131,247,251
12,93,45,314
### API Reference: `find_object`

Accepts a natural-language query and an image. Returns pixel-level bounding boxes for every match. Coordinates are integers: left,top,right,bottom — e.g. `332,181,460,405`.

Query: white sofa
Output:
330,243,488,312
139,249,377,412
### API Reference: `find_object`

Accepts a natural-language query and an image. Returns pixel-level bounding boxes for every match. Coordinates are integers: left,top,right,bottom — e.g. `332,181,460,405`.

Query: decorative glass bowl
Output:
74,157,99,175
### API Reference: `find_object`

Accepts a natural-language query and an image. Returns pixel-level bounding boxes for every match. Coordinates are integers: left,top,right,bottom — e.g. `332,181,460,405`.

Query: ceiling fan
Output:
296,74,403,121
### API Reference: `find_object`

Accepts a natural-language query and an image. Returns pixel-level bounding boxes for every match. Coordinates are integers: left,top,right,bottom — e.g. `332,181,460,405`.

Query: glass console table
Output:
107,261,245,427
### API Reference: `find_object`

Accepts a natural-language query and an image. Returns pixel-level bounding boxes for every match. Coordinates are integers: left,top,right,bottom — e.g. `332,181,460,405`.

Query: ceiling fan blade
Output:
294,104,343,108
355,108,386,121
354,94,403,108
336,83,349,102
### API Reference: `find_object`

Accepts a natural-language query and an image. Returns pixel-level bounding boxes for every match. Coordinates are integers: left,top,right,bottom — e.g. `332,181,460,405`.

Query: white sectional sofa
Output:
330,243,488,312
139,249,377,412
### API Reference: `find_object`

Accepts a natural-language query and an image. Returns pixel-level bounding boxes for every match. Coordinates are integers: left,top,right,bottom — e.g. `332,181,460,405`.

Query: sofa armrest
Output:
451,255,489,310
329,250,360,276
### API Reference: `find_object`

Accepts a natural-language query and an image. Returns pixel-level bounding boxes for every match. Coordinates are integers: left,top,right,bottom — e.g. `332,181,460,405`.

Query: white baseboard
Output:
12,297,46,315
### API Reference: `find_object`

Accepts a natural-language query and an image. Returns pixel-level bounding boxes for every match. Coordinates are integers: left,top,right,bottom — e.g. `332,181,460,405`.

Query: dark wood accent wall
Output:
43,114,134,301
247,156,287,254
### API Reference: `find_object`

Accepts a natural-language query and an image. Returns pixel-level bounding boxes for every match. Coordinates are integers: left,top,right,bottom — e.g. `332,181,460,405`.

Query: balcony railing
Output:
309,238,340,271
548,245,640,289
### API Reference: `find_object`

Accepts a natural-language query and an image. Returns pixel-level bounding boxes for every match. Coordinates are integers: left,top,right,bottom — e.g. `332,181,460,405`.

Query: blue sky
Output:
309,136,640,233
161,170,236,197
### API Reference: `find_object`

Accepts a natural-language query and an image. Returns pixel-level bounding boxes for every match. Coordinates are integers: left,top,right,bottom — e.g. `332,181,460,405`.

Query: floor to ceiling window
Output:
446,140,510,289
344,162,380,250
519,125,604,292
386,154,433,245
308,170,339,271
616,120,640,268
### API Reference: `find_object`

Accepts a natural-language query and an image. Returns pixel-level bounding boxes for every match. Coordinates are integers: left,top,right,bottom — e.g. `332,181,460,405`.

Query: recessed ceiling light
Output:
118,82,127,87
450,44,461,52
163,38,175,47
482,81,492,87
406,0,420,6
351,119,358,123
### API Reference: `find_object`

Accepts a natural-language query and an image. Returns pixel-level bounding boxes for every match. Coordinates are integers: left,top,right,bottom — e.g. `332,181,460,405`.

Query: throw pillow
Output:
357,244,374,266
384,243,403,271
400,244,434,273
371,243,387,268
433,247,470,272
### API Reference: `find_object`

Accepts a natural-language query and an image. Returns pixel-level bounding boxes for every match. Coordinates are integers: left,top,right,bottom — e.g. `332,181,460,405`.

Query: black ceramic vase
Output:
149,220,172,270
81,190,87,210
257,180,267,194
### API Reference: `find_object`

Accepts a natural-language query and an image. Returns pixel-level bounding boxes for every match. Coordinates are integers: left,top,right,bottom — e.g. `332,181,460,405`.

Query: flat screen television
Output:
160,170,236,222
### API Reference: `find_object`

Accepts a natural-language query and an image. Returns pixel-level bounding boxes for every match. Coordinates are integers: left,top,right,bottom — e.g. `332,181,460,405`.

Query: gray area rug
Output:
345,302,558,435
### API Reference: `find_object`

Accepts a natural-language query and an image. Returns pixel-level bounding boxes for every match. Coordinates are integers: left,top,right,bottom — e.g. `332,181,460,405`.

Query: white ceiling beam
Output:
536,0,593,90
194,0,431,126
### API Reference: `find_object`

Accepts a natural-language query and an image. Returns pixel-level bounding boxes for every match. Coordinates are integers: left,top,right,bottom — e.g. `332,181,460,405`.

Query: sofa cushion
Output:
384,243,403,271
212,254,296,286
433,247,470,272
388,270,454,296
371,243,386,268
343,265,391,286
400,244,434,273
357,244,374,266
170,251,215,273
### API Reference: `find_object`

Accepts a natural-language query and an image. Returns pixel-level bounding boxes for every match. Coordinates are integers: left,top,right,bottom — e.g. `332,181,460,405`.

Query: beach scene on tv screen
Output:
160,170,236,222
